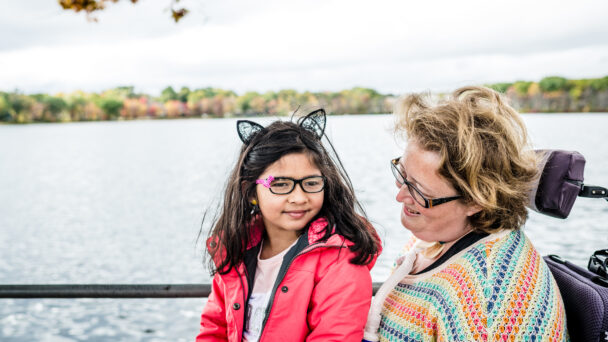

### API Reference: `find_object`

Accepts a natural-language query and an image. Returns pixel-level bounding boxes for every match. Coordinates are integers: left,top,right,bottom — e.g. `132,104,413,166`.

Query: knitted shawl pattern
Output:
378,230,569,342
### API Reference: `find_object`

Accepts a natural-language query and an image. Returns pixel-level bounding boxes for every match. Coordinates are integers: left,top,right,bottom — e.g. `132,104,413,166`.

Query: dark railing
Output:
0,283,383,298
0,284,212,298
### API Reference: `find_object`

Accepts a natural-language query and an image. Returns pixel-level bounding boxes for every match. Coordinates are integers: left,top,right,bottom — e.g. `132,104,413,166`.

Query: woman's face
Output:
395,140,479,242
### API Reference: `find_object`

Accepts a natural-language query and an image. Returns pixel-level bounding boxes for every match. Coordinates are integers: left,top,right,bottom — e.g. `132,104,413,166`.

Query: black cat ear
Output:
298,109,326,138
236,120,264,144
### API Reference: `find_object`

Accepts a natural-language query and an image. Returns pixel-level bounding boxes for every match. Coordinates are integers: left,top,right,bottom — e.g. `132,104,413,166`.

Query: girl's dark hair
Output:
205,114,379,275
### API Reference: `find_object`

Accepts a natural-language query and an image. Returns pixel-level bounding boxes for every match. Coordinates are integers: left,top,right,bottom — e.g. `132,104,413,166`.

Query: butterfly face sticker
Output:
255,175,275,188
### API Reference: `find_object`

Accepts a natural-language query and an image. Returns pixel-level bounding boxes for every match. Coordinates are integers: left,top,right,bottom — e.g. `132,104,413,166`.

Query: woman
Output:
364,86,568,341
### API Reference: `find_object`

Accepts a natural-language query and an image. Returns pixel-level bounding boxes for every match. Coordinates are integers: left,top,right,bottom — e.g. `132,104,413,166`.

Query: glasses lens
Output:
392,159,428,207
269,179,294,194
408,186,427,207
391,162,405,186
302,176,325,193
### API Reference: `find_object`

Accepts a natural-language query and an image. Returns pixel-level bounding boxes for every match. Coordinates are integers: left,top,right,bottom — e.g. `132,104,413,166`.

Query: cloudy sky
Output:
1,0,607,96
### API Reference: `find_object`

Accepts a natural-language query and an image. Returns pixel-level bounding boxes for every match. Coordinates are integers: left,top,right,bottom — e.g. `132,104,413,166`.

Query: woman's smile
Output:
402,205,420,217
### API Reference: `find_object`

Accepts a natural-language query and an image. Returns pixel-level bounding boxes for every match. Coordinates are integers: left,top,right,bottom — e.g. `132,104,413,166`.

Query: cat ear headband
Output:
236,108,327,145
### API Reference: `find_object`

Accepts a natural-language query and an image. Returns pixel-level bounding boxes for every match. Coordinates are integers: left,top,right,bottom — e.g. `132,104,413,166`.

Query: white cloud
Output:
1,0,607,95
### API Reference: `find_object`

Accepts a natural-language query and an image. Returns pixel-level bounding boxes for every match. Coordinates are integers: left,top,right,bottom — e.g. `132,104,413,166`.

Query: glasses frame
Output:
391,157,462,208
261,175,326,195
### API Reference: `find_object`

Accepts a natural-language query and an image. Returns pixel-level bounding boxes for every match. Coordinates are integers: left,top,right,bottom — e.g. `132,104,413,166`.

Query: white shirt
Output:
243,239,297,342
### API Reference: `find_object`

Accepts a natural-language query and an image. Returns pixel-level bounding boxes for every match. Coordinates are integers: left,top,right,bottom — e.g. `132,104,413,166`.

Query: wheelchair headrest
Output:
529,149,608,219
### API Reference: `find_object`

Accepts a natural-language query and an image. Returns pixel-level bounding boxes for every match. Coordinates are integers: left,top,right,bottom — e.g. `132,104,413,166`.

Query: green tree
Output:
99,87,135,101
262,91,278,102
66,92,89,121
5,92,34,123
237,91,261,113
590,76,608,91
187,88,210,103
0,94,10,121
539,76,569,92
178,87,191,102
160,86,178,103
44,96,68,116
97,98,123,119
115,86,137,98
567,79,591,100
513,81,533,95
488,83,512,93
217,89,237,98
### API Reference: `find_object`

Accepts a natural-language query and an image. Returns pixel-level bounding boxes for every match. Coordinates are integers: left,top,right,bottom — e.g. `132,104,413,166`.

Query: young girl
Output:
196,109,381,342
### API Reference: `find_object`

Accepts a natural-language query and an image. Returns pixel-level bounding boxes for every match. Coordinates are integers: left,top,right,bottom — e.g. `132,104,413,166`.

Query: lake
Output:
1,114,607,341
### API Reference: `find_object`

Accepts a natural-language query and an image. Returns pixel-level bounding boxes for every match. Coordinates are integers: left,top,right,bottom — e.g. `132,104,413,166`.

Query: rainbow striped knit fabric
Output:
378,230,569,341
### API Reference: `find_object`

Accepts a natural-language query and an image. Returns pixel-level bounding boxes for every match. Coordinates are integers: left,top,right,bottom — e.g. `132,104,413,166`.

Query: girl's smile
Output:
284,210,308,219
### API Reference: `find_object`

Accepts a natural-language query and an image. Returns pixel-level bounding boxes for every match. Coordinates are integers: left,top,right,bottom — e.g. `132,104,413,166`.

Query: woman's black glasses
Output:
390,157,461,208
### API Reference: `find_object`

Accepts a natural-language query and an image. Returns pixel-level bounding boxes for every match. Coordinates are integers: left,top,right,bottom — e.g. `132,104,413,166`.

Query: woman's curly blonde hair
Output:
394,86,539,233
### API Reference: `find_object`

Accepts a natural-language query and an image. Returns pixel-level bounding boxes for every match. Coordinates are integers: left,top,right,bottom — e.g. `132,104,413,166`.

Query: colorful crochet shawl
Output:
378,230,569,341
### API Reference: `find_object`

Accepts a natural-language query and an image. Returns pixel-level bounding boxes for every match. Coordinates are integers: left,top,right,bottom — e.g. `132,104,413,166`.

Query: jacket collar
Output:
207,216,350,271
246,215,336,250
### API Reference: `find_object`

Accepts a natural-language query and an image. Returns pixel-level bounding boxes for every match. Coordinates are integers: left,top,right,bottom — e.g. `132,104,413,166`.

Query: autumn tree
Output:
42,95,68,121
64,91,89,121
58,0,189,22
237,91,261,114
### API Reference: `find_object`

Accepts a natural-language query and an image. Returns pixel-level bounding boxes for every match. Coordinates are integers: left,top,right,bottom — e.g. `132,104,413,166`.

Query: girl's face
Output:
395,140,480,242
255,152,324,240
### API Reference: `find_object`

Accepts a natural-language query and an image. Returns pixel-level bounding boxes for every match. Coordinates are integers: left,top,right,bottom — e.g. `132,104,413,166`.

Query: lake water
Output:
1,114,607,341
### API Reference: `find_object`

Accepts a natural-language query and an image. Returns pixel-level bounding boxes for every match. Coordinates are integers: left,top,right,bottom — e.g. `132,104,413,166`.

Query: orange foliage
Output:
121,97,148,119
58,0,188,22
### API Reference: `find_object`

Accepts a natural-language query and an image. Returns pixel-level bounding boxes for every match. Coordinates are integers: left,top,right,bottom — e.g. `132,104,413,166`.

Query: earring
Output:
250,199,259,214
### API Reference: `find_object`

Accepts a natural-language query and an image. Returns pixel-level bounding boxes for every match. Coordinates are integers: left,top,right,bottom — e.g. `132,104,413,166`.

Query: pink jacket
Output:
196,217,380,342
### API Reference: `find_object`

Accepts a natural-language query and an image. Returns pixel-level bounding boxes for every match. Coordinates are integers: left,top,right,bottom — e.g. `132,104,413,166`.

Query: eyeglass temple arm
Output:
429,196,462,208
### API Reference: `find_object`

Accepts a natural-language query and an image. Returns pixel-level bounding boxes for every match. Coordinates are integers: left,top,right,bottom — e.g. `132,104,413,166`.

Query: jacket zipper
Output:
257,242,345,341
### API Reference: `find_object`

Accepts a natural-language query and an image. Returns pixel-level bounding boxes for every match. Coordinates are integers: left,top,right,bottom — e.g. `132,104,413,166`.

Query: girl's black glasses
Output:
390,157,461,208
265,176,326,195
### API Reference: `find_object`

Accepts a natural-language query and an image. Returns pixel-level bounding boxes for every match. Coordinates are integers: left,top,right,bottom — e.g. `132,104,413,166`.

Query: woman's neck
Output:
411,229,472,274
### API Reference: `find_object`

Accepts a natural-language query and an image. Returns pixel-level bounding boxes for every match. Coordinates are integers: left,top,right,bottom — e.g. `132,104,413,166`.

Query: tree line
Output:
0,86,391,123
487,76,608,113
1,76,607,124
